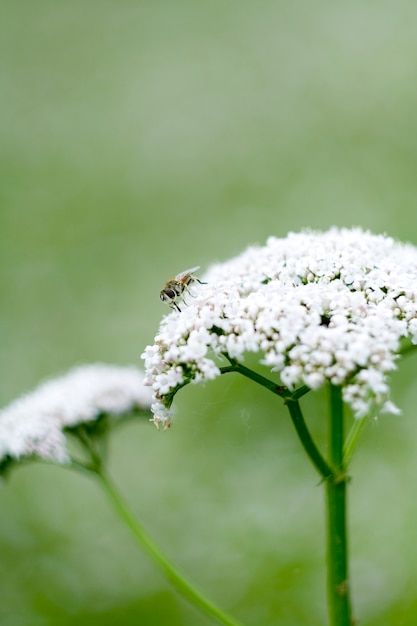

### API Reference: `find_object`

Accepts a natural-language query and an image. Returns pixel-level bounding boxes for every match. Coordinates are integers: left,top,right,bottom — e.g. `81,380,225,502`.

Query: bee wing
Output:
175,266,200,280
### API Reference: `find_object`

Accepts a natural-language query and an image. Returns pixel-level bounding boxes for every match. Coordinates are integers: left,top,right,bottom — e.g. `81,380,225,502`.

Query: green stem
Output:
221,359,334,481
343,416,368,466
95,470,244,626
220,360,289,398
326,385,352,626
292,385,311,400
286,398,335,481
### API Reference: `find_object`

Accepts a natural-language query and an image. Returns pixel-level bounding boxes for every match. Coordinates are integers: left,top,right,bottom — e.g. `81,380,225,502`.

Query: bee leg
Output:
170,302,181,312
185,284,200,299
196,279,207,284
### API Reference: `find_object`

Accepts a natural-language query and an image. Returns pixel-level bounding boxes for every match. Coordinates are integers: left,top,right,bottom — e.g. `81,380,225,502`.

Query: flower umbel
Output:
142,228,417,426
0,364,152,468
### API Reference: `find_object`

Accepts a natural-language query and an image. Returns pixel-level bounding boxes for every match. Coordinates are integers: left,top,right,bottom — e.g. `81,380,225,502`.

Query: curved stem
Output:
220,360,289,398
94,470,244,626
286,398,335,481
326,385,353,626
221,359,335,481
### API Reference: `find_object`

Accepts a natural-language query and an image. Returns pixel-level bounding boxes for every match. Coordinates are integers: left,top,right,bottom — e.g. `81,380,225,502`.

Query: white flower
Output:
142,228,417,425
0,364,152,466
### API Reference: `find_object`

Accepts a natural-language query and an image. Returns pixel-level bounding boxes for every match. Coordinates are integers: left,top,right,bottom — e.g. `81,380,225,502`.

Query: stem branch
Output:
95,471,244,626
220,359,289,398
286,398,335,481
220,358,334,482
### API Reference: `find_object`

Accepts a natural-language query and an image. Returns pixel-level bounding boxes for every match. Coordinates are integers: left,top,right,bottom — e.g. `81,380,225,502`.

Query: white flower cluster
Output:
142,228,417,427
0,364,152,465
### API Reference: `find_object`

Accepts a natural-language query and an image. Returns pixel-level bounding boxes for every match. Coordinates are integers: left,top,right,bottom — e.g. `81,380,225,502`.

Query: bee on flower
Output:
143,228,417,429
160,266,207,312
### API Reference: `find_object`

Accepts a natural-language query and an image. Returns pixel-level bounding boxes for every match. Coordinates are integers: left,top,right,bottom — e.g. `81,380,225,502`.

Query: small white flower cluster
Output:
0,364,152,466
142,228,417,427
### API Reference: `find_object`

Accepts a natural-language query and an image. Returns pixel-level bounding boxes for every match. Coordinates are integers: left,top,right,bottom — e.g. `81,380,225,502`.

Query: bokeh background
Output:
2,1,417,624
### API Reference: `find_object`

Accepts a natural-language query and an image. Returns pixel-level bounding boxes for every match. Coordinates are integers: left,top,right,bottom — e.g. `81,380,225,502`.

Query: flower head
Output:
0,364,152,468
142,228,417,426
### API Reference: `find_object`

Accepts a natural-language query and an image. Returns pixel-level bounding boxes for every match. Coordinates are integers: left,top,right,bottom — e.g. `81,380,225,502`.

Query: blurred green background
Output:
2,1,417,624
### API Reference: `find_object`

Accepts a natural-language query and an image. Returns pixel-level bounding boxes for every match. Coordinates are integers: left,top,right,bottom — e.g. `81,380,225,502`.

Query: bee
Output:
160,266,206,312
